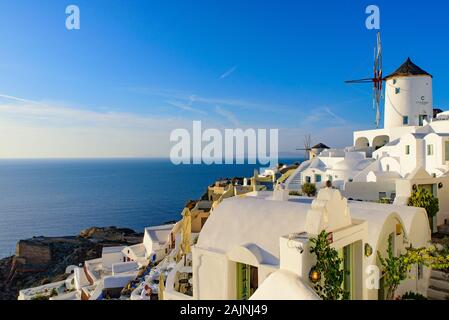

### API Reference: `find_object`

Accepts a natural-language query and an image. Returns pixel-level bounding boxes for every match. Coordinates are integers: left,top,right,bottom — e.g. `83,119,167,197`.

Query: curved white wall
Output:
384,76,433,129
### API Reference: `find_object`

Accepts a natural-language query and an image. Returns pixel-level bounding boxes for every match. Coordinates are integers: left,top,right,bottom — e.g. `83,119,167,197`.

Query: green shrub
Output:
302,183,317,197
408,187,439,231
401,291,427,300
50,288,58,297
408,187,439,218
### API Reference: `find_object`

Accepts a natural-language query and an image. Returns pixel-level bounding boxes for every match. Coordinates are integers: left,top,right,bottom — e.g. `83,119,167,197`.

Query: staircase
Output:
427,270,449,300
285,172,301,191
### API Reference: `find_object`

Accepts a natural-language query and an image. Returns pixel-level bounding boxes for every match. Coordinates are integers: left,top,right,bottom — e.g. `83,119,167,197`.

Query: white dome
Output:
332,158,373,171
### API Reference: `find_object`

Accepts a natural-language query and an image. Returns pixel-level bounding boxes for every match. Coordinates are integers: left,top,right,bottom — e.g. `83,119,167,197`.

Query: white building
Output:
19,223,177,300
181,188,430,300
286,58,449,230
122,224,174,266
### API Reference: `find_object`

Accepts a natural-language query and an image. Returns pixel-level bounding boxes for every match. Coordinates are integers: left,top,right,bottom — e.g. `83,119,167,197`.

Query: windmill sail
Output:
296,134,312,160
345,31,384,128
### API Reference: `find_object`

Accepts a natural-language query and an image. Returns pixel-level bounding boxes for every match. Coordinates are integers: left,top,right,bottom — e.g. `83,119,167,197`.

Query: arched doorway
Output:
372,135,390,150
355,137,370,149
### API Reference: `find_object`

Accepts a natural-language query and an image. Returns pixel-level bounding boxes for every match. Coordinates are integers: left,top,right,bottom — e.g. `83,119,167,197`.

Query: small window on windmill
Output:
427,144,434,156
392,79,397,85
405,145,410,155
395,87,400,94
403,116,409,125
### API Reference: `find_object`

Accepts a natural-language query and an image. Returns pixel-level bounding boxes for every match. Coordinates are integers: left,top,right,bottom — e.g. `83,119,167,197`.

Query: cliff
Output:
0,226,143,300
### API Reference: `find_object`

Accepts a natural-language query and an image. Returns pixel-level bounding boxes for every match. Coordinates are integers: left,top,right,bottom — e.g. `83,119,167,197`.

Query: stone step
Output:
429,278,449,291
427,287,449,300
431,269,449,281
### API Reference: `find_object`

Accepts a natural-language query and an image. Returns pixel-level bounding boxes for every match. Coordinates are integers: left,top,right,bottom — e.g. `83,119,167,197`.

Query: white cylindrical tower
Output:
384,58,433,129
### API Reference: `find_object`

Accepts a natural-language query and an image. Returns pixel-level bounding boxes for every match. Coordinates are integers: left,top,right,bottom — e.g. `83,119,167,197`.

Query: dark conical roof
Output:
384,57,432,80
311,143,330,149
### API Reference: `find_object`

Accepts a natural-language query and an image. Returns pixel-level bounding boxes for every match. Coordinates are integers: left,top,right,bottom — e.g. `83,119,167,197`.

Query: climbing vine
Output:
378,238,449,300
309,230,349,300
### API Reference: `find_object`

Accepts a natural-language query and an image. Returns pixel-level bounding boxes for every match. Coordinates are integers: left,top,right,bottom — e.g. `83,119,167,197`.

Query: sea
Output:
0,158,302,258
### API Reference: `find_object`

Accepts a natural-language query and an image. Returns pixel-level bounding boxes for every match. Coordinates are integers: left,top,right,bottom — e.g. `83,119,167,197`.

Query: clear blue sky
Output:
0,0,448,157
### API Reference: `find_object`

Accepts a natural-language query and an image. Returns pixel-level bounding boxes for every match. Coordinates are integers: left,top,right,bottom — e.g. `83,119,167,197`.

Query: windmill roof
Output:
384,58,432,80
311,143,330,149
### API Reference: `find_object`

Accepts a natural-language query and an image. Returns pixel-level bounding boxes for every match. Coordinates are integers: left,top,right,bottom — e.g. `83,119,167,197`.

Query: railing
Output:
83,265,95,285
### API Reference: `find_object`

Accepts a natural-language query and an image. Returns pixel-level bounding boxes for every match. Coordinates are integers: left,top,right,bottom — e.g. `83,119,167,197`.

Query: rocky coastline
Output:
0,226,143,300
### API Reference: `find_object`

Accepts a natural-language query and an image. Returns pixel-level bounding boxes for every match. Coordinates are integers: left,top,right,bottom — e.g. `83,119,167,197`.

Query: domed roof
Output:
384,57,432,80
331,158,373,171
332,159,353,171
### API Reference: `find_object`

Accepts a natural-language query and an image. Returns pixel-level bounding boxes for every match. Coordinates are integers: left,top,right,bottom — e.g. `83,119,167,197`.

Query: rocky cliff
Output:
0,226,143,300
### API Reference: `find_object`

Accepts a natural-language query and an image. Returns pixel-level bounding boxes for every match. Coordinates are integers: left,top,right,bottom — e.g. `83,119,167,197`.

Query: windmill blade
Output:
345,78,375,83
376,104,381,128
373,46,377,74
377,32,382,70
375,31,383,128
344,31,384,128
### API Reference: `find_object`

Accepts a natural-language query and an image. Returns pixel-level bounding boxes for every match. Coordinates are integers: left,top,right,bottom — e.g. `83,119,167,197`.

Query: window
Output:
402,116,408,125
405,145,410,155
419,115,428,126
427,144,434,156
315,174,322,183
395,87,400,94
445,141,449,161
379,192,387,200
386,165,390,172
305,176,311,183
393,79,397,85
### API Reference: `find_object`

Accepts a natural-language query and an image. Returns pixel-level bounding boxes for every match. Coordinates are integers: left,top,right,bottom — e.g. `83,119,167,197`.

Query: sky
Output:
0,0,448,158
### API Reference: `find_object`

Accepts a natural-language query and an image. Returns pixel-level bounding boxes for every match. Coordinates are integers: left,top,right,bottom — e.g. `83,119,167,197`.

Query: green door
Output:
236,263,258,300
338,244,354,299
